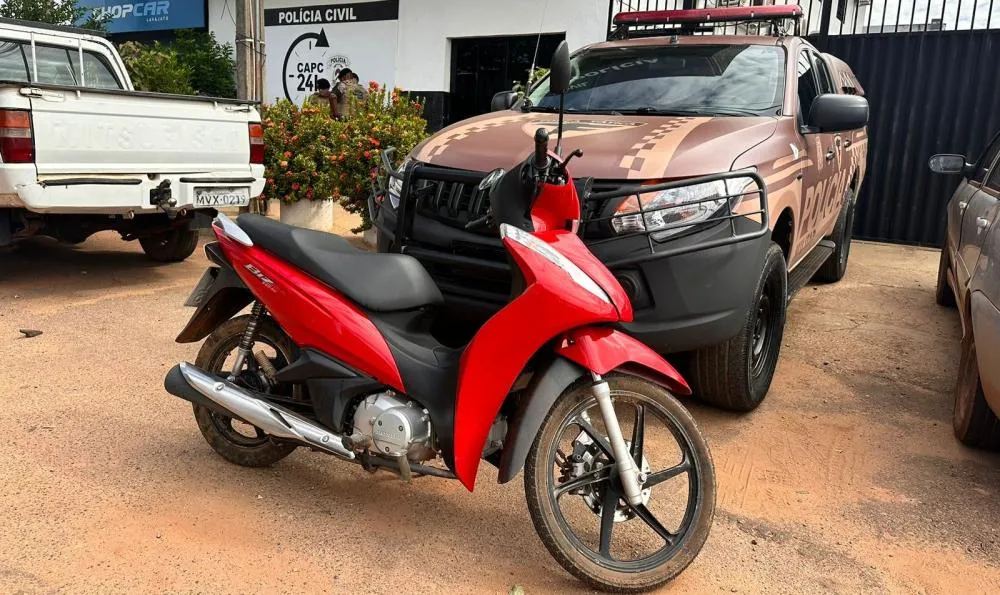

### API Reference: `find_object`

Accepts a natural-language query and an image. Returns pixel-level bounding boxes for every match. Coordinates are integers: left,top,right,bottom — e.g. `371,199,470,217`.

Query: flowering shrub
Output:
261,82,428,231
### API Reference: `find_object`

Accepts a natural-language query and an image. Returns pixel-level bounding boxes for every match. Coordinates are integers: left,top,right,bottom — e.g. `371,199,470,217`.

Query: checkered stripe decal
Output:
419,116,527,160
618,117,709,178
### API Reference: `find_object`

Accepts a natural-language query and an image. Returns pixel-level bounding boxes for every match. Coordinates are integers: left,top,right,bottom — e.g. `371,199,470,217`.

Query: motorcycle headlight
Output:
387,157,413,209
500,224,612,305
612,176,758,239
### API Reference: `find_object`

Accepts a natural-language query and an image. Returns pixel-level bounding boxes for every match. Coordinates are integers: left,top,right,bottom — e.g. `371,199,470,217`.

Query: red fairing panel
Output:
530,173,581,233
557,327,692,396
536,230,634,322
452,236,620,491
214,228,405,392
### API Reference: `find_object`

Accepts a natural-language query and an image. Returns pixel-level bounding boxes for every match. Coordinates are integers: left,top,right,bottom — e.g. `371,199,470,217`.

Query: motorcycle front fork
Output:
591,372,646,507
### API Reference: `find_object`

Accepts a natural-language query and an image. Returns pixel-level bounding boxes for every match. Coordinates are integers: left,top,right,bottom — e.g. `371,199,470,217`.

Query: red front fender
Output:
556,327,692,396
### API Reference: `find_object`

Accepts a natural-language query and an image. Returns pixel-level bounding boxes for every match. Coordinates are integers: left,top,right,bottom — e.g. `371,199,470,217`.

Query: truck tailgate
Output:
28,89,255,176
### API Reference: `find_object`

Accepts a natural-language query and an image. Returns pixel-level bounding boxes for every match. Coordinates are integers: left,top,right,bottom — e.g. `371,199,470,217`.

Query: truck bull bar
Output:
369,148,769,273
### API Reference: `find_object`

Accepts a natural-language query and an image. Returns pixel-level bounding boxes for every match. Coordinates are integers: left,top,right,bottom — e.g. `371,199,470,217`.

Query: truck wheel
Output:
139,224,199,263
954,330,1000,450
692,243,787,412
814,188,855,283
936,245,958,308
376,228,394,253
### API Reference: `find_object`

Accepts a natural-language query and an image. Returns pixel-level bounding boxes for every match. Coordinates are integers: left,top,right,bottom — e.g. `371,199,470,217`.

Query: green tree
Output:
0,0,109,31
117,41,193,95
172,31,236,98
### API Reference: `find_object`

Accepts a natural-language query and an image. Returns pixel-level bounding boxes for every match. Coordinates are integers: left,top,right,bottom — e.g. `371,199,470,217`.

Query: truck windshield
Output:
525,44,785,117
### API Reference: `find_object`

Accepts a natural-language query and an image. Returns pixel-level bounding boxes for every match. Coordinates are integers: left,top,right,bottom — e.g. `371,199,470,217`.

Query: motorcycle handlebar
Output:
534,128,550,171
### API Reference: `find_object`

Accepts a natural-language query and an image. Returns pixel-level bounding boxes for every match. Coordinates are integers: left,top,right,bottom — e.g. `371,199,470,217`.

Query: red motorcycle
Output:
165,42,715,592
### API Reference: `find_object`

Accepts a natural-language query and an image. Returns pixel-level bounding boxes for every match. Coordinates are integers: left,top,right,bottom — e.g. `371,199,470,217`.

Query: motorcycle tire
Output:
523,373,715,593
192,315,299,467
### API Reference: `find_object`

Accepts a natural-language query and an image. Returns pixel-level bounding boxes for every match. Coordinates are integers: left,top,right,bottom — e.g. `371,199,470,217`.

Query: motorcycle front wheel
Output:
524,373,715,593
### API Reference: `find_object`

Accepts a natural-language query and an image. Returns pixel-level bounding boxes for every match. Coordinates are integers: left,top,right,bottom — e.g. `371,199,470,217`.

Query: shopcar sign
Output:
264,0,398,106
77,0,206,33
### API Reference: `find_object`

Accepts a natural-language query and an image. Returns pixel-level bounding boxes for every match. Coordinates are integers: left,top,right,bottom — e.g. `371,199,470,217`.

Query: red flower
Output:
289,135,299,143
283,151,292,159
364,151,371,158
292,183,300,191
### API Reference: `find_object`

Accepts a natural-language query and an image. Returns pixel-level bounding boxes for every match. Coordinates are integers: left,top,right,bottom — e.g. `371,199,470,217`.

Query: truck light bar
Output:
613,5,803,26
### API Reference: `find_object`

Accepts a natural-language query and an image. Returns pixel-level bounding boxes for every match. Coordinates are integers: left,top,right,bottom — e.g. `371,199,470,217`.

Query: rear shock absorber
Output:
228,301,266,382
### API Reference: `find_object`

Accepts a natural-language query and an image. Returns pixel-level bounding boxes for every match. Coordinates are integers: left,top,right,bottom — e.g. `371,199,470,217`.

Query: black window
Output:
450,33,565,124
527,44,786,116
813,53,835,94
972,135,1000,185
0,39,121,89
0,41,29,82
797,50,819,123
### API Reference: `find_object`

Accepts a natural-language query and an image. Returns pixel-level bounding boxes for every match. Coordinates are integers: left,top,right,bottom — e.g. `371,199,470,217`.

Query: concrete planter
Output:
280,199,335,232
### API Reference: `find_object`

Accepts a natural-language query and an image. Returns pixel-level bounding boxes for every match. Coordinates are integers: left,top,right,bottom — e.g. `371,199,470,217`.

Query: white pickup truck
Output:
0,19,265,262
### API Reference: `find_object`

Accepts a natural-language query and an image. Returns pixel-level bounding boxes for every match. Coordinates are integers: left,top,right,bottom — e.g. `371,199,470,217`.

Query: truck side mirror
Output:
549,41,571,95
929,154,971,176
491,91,518,112
808,94,869,133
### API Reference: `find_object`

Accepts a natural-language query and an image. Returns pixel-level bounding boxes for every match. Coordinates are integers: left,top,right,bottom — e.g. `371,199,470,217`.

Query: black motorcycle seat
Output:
236,214,443,312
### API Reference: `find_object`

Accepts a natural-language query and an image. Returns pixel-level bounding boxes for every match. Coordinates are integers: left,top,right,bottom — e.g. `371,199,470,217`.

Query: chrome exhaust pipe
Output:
167,362,355,460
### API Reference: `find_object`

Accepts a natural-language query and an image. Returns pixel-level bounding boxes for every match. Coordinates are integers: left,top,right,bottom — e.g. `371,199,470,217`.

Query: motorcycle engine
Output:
352,392,436,463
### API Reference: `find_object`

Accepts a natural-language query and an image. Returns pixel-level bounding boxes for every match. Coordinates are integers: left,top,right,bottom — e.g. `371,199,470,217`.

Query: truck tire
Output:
814,188,855,283
376,227,394,253
954,329,1000,450
140,224,199,263
936,245,958,308
692,243,787,412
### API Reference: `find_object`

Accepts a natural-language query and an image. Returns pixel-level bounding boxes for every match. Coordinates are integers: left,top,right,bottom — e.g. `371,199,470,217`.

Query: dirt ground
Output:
1,231,999,594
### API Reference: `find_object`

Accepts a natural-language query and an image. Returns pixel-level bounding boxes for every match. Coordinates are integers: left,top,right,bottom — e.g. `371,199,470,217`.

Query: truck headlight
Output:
387,157,412,209
500,224,612,305
612,176,757,239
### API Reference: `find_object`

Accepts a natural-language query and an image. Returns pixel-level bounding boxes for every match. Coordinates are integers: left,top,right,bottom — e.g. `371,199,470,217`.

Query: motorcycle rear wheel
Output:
524,374,715,593
192,315,299,467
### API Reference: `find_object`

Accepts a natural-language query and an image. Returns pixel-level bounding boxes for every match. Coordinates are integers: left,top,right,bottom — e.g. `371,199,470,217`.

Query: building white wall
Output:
395,0,611,92
209,0,612,96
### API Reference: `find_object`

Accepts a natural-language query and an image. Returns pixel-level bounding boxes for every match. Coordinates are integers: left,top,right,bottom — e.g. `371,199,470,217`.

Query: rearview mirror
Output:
929,154,970,175
549,41,571,95
808,94,869,133
491,91,518,112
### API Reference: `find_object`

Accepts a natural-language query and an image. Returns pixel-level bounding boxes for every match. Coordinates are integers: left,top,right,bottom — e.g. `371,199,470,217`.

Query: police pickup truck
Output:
0,19,265,262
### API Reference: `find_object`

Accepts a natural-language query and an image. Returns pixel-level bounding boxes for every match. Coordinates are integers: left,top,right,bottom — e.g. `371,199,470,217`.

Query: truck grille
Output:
413,176,490,228
410,166,622,236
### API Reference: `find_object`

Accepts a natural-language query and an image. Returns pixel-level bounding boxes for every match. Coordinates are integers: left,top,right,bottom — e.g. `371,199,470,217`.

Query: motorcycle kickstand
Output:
591,372,645,507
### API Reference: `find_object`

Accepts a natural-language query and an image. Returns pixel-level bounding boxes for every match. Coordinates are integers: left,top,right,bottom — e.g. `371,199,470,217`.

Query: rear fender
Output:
175,243,253,344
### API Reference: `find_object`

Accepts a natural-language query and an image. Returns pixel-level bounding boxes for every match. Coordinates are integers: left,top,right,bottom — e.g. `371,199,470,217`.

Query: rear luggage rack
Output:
610,5,803,39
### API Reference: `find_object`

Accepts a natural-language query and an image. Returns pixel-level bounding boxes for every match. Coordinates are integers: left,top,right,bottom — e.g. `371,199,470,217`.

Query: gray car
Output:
931,137,1000,449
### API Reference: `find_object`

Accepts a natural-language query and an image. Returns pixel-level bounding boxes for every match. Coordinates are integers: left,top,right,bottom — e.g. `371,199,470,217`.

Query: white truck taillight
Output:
249,123,264,164
0,109,33,164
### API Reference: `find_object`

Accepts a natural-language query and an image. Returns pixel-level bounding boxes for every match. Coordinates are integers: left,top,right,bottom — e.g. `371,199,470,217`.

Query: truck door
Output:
957,147,1000,296
793,48,845,266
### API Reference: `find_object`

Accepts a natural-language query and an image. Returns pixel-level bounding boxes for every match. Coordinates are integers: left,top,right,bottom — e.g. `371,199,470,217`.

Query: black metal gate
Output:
608,0,1000,246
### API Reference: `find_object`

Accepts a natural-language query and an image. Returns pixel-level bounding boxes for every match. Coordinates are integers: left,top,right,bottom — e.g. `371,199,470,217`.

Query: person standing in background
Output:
306,78,335,114
332,68,369,120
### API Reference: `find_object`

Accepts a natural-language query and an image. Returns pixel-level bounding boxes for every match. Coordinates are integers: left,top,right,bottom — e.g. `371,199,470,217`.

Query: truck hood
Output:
411,111,778,180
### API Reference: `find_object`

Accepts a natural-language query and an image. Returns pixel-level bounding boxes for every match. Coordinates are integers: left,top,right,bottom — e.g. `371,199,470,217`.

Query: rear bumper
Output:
2,166,265,214
376,207,768,354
